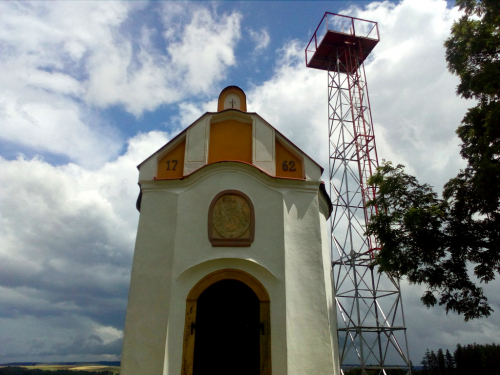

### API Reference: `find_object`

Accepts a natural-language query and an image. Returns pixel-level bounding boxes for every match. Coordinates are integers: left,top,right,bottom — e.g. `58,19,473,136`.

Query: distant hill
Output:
0,362,120,367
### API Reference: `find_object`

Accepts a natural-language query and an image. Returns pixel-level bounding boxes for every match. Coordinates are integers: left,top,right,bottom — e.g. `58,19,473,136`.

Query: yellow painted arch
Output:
182,268,272,375
186,268,269,302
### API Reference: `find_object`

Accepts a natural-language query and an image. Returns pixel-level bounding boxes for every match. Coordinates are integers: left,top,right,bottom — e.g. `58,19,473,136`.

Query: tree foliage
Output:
444,350,455,375
416,343,500,375
367,0,499,320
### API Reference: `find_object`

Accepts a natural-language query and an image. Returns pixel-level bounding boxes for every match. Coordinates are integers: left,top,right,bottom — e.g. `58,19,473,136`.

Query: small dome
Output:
217,86,247,112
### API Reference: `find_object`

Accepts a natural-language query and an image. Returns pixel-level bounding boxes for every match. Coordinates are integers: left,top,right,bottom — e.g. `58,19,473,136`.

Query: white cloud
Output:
247,0,492,362
401,280,500,358
0,2,132,166
0,95,122,168
352,0,468,188
0,2,242,166
0,0,493,364
248,28,270,53
248,0,468,192
0,131,169,362
0,1,243,360
172,99,218,129
248,41,327,166
164,5,242,95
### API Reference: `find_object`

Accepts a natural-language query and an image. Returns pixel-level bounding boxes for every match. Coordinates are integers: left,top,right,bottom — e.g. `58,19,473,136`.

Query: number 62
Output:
282,160,296,172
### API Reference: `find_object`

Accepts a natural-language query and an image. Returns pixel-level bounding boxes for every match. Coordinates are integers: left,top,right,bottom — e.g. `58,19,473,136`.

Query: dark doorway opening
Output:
193,279,260,375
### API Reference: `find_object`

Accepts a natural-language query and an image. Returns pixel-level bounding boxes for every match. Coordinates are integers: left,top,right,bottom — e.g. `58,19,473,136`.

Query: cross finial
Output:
230,99,236,108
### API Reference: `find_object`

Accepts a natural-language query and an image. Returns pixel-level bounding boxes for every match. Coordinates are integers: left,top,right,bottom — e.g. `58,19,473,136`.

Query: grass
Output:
0,365,120,374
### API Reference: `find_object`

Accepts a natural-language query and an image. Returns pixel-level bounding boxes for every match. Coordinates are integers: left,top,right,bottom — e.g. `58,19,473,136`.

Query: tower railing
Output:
306,12,379,69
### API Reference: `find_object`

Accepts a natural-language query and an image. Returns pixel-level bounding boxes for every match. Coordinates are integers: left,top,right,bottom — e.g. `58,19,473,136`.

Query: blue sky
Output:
1,0,498,366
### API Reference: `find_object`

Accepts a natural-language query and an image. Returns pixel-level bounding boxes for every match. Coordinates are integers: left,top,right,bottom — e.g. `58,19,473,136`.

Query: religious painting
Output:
208,190,255,247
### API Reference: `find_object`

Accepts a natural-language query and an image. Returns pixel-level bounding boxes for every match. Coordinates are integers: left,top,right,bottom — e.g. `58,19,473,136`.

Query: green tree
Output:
453,344,465,375
422,349,431,375
445,349,455,375
437,349,446,375
428,350,439,375
366,0,500,320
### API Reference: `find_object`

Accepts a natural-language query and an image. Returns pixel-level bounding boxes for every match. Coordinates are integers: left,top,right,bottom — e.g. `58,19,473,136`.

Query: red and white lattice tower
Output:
306,13,412,375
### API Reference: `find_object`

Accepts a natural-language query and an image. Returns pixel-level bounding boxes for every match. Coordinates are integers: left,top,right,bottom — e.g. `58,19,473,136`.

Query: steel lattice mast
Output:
305,13,412,375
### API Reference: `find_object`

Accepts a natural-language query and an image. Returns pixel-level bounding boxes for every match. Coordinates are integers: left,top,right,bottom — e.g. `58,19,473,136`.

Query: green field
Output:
0,365,120,374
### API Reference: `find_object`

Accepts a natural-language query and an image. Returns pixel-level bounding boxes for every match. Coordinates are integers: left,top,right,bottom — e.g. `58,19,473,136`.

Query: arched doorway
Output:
181,269,271,375
193,279,259,375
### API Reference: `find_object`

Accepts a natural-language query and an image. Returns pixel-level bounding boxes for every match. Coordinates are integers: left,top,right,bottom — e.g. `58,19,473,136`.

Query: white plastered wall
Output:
184,117,209,175
282,188,338,375
120,189,178,375
253,116,275,175
320,206,341,375
121,162,338,375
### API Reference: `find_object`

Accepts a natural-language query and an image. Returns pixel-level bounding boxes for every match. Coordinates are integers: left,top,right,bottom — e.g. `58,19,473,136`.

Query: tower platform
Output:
305,12,379,73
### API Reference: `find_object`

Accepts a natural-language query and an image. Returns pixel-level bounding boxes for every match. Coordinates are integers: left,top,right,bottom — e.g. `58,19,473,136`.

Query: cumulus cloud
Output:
0,2,242,166
246,0,499,360
248,0,469,190
0,314,123,362
0,0,496,365
248,41,326,164
345,0,499,358
0,131,169,362
163,4,242,95
353,0,468,188
0,2,130,167
48,335,123,357
248,28,270,53
172,99,218,129
0,1,242,361
401,279,500,358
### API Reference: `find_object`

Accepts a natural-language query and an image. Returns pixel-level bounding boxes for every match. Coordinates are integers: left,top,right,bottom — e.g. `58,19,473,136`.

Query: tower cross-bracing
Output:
306,12,412,375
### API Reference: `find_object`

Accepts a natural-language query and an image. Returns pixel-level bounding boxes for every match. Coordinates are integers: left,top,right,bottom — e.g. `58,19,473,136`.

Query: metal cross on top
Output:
230,99,236,108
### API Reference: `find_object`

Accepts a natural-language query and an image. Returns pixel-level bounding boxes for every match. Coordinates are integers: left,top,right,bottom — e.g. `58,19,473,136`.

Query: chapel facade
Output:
120,86,340,375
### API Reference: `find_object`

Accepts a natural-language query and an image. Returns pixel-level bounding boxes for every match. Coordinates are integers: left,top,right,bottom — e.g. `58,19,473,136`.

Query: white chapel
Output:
120,86,340,375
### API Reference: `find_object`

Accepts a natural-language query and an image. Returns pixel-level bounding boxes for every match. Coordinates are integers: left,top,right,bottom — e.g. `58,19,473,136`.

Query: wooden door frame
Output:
181,269,271,375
